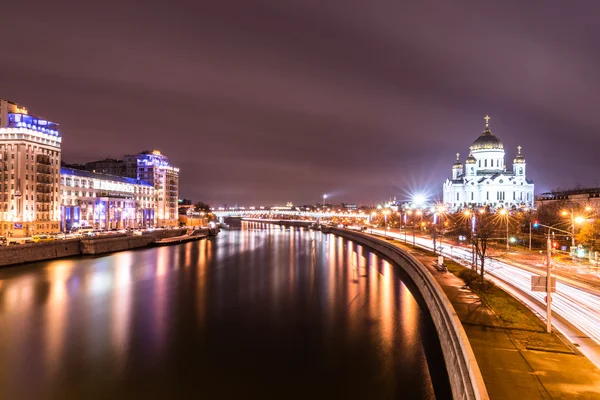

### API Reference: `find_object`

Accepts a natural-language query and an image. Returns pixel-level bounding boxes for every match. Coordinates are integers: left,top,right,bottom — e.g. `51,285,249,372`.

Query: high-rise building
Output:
75,149,180,227
0,100,61,237
123,150,179,226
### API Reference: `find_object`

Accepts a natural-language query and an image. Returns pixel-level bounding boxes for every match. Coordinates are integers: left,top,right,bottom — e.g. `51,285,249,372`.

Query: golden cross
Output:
484,115,490,127
517,145,522,154
456,152,460,161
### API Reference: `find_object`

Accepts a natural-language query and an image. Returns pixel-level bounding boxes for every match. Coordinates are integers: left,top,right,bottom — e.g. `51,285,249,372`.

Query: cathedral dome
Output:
470,127,503,151
465,153,477,164
452,153,463,168
513,146,526,163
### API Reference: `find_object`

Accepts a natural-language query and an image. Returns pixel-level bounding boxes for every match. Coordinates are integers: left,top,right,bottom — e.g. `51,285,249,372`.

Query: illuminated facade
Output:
0,100,61,237
443,116,535,211
60,168,155,231
123,150,179,227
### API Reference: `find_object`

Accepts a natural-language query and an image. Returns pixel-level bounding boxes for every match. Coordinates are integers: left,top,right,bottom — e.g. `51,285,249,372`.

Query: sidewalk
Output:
395,242,600,399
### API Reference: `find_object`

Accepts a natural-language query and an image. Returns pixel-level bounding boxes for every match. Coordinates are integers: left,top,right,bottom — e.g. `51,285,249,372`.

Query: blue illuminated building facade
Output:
60,168,155,231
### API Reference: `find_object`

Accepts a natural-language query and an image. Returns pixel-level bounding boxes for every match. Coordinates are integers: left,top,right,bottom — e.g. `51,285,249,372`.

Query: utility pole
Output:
546,233,552,333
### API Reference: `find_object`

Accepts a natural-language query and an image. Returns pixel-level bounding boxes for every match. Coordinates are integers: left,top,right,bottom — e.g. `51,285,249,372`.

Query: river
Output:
0,222,450,399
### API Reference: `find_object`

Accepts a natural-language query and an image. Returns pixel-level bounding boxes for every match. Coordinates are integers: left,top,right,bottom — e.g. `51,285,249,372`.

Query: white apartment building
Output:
0,99,61,237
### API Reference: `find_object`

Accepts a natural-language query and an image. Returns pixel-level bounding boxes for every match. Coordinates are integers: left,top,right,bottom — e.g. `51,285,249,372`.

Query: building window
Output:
456,193,459,201
471,192,474,201
484,160,487,168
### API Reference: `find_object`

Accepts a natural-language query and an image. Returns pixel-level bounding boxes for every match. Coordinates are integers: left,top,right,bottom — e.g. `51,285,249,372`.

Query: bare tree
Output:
448,207,504,280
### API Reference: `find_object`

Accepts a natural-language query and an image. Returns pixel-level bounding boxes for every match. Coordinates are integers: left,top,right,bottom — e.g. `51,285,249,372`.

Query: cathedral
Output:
443,116,535,211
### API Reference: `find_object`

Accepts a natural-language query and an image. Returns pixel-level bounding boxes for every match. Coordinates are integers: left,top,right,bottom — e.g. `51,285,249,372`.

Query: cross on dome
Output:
517,145,522,154
484,115,491,127
456,152,460,161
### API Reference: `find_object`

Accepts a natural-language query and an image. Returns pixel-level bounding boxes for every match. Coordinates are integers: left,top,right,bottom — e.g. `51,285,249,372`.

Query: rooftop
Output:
60,167,153,187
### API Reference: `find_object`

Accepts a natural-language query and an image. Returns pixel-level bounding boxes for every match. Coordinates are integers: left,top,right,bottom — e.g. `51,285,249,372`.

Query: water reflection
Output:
0,224,448,399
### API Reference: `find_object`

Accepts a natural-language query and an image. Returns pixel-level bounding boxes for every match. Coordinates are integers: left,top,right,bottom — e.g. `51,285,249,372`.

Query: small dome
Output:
453,160,463,168
465,153,477,164
513,146,526,163
470,127,504,151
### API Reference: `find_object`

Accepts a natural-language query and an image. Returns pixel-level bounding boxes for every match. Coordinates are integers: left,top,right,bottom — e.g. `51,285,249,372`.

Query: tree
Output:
447,207,504,280
194,201,211,212
576,220,600,253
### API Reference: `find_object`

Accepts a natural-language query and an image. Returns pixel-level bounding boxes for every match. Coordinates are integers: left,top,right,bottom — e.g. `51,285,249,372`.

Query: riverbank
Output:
386,237,600,399
0,228,214,267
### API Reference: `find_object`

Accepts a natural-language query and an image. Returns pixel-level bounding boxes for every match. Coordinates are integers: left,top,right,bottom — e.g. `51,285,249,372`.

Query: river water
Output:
0,222,450,399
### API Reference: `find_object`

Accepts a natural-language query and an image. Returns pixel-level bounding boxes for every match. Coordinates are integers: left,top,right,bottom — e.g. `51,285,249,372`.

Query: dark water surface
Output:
0,222,450,399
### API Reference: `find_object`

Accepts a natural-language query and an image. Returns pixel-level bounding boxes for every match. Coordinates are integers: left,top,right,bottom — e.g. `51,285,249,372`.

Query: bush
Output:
457,267,495,292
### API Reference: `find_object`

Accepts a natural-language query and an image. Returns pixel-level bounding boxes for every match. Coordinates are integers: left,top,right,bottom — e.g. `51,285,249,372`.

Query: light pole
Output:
383,210,390,238
561,206,592,248
403,211,408,242
499,209,509,251
413,210,422,245
561,208,576,247
536,222,572,333
371,211,377,234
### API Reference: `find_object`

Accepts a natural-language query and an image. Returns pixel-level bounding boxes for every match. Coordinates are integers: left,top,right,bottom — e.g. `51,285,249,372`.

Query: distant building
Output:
81,149,180,227
536,188,600,212
60,167,155,231
84,158,125,176
123,150,179,227
0,99,62,237
443,116,535,211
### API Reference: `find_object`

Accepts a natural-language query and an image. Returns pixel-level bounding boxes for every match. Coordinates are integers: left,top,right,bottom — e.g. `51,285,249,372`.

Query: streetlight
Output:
413,210,422,245
323,194,327,211
383,210,390,238
433,205,446,254
371,211,377,234
561,207,593,248
499,209,509,251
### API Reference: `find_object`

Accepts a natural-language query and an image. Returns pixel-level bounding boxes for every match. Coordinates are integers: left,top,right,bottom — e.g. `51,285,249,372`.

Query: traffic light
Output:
533,220,539,228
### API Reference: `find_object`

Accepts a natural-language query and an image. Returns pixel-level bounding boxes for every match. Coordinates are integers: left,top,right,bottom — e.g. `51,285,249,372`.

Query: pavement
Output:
395,242,600,400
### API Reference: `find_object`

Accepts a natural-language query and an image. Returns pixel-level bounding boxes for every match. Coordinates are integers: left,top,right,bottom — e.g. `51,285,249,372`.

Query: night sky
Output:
2,1,599,206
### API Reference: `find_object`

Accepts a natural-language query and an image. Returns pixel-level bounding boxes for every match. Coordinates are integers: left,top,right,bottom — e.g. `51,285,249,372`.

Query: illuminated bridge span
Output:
212,209,370,219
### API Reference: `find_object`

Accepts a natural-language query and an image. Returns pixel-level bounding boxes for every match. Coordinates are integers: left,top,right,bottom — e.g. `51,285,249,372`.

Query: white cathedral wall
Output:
444,182,535,210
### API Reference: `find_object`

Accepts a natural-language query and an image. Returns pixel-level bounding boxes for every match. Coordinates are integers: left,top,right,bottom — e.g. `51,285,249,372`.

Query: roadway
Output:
368,227,600,369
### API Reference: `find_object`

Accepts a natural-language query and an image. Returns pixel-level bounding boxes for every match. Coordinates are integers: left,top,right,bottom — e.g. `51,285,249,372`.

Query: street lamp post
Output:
499,209,509,251
537,222,571,333
546,231,552,333
562,208,576,248
383,210,390,238
403,212,407,242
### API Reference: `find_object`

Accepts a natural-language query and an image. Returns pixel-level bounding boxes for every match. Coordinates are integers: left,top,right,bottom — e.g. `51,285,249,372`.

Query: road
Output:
369,227,600,369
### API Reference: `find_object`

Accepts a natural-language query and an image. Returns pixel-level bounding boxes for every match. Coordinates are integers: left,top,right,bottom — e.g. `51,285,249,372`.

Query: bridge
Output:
212,209,370,221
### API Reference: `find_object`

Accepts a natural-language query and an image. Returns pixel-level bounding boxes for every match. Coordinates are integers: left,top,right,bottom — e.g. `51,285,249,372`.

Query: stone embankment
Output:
324,227,489,400
0,229,189,267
